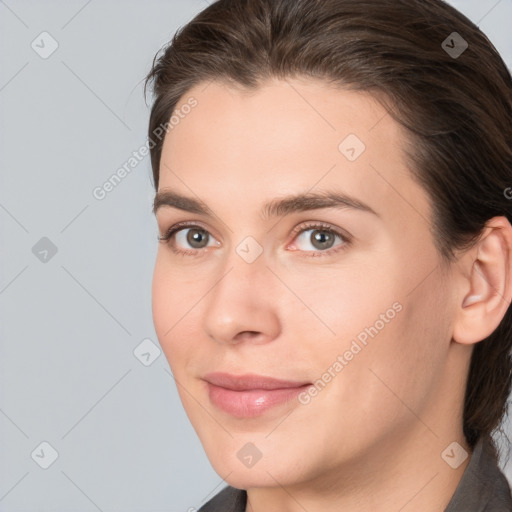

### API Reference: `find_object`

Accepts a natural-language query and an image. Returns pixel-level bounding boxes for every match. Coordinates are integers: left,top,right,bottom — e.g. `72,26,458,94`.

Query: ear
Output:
453,216,512,345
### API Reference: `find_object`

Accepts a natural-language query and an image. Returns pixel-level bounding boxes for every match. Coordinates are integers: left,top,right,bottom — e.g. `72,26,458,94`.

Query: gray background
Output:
0,1,511,511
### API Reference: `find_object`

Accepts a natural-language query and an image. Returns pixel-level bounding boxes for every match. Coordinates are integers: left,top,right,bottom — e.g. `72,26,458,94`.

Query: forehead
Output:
158,77,432,231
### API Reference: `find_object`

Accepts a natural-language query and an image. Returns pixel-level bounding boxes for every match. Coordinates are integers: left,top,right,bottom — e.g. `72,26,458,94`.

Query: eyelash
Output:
157,221,351,258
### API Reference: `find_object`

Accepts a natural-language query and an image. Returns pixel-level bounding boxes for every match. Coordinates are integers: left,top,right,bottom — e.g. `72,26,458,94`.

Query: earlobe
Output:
453,217,512,345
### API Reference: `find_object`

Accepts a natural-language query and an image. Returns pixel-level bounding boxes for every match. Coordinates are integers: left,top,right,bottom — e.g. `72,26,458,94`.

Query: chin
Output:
202,438,306,490
219,464,289,490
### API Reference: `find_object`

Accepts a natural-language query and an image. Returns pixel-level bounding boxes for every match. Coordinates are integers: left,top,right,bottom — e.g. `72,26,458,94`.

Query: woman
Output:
145,0,512,510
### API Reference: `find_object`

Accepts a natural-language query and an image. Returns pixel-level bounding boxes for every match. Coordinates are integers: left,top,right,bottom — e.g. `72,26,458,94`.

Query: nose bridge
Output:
215,231,269,294
210,240,269,311
201,239,281,344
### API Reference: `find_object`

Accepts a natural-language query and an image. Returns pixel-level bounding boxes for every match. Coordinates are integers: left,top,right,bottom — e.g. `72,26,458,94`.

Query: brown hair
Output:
144,0,512,450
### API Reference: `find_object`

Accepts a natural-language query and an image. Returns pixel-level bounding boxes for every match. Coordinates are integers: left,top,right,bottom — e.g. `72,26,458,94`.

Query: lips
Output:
203,372,312,418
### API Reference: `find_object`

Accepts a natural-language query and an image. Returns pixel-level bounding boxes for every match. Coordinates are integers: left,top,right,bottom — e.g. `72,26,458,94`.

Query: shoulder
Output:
445,435,512,512
198,486,247,512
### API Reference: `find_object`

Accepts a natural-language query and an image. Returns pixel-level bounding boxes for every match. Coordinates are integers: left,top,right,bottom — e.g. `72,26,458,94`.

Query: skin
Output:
151,77,512,512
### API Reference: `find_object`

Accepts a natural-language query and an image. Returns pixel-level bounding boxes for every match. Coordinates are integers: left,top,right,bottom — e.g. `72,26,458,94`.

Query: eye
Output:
158,222,220,256
158,221,351,258
289,222,349,257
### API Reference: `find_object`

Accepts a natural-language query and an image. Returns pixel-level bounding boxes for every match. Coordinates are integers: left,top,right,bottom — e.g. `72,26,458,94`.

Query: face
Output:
152,78,459,490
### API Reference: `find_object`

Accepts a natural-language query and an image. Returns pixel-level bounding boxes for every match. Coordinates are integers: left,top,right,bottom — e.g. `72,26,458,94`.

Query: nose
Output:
201,249,282,346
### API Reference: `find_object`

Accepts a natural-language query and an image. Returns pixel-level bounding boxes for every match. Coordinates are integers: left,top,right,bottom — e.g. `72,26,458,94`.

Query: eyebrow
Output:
153,189,378,219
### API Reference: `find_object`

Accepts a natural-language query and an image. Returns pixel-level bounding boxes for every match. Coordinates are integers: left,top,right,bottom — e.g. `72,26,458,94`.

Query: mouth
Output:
203,372,312,418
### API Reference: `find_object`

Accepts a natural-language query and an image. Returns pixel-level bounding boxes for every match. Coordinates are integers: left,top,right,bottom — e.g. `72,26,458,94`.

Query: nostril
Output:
235,331,263,342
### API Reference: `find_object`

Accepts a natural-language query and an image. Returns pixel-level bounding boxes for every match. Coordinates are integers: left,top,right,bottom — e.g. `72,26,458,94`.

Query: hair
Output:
144,0,512,451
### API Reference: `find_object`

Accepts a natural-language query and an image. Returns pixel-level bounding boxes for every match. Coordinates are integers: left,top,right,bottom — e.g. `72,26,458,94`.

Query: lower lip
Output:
206,383,311,418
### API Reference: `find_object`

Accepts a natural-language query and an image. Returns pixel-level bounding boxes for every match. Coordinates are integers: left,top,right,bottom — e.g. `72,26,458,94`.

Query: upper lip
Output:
203,372,311,391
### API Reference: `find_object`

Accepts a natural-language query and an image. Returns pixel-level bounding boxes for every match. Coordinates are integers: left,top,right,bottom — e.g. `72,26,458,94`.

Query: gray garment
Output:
445,435,512,512
198,435,512,511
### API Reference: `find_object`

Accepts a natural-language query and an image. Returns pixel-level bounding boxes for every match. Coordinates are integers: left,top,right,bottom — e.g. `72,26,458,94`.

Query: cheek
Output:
151,256,191,369
295,262,399,348
151,257,171,339
343,275,452,418
152,254,198,332
300,260,450,413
